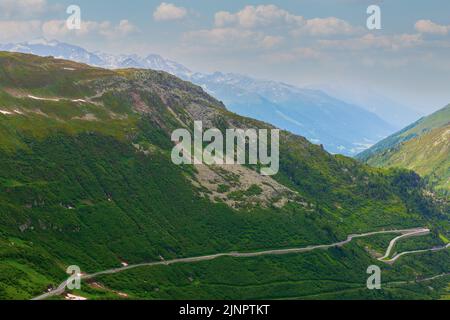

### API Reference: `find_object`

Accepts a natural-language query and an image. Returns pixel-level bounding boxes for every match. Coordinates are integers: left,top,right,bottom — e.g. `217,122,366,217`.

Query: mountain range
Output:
305,83,424,128
0,39,402,156
0,51,448,300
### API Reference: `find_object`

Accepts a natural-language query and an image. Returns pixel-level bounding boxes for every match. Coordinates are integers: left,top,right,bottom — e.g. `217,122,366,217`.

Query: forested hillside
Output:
358,105,450,195
0,52,448,299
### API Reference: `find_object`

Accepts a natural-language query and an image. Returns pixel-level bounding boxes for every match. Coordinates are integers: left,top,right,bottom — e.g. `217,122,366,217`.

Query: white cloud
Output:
415,20,449,35
213,5,358,37
261,35,284,49
0,0,47,18
153,2,187,21
214,11,236,28
42,19,138,39
41,20,68,38
0,20,42,42
183,28,285,53
0,14,138,42
184,28,261,48
207,3,361,59
214,5,304,28
115,20,138,36
297,17,360,36
184,5,362,57
263,47,322,63
182,4,438,71
196,5,302,52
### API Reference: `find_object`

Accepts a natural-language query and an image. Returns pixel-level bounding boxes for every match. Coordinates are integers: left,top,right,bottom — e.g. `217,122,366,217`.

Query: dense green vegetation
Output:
0,52,448,300
357,105,450,195
74,241,450,300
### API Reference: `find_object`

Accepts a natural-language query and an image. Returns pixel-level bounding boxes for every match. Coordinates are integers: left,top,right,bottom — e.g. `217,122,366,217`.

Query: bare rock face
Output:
190,163,307,210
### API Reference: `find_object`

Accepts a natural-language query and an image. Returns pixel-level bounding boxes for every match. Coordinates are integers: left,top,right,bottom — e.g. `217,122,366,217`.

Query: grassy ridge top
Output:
358,104,450,161
0,51,225,151
358,104,450,193
363,124,449,193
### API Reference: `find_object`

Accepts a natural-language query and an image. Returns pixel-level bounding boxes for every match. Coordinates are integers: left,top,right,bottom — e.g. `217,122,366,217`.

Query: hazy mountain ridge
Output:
0,39,396,156
0,39,104,66
306,83,424,128
358,105,450,194
191,71,395,155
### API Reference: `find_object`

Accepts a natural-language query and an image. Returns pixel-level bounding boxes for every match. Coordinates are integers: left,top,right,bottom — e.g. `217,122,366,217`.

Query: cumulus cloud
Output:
183,4,363,57
0,18,138,42
214,11,236,28
297,17,360,36
213,5,358,37
153,2,187,21
261,35,284,49
0,20,42,42
183,28,286,54
214,5,304,28
415,20,449,35
42,19,138,39
114,20,138,37
183,28,261,48
182,3,439,71
263,47,323,63
0,0,47,18
199,5,303,51
183,4,364,58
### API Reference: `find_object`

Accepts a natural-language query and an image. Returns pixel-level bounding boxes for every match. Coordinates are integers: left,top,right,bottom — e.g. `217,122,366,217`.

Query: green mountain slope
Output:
0,52,448,300
357,105,450,194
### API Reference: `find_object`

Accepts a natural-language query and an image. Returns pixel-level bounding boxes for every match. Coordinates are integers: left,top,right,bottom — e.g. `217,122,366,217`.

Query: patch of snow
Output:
65,294,87,301
28,95,60,102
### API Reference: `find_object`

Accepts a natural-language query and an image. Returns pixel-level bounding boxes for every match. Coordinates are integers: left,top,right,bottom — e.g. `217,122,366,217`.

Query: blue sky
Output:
1,0,450,112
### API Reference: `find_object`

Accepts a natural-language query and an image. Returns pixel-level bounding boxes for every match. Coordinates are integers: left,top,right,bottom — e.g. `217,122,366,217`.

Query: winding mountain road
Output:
378,228,431,261
384,243,450,264
33,227,449,300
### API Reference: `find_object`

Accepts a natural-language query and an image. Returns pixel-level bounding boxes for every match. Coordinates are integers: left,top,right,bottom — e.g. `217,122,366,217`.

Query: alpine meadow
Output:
0,52,448,300
0,0,449,305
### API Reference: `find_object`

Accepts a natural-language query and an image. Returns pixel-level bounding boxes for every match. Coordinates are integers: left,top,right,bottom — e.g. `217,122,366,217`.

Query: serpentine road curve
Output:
33,227,449,300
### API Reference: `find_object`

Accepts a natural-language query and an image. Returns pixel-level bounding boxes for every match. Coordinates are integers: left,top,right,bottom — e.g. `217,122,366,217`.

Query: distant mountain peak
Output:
0,39,398,156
